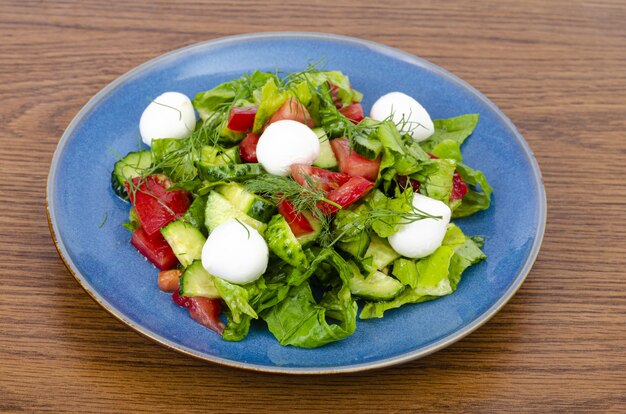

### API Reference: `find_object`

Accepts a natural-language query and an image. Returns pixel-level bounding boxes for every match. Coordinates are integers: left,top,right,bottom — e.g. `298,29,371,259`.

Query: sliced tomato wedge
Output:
267,97,314,128
330,138,381,181
131,226,178,270
339,103,365,124
318,176,375,215
290,164,351,192
227,106,257,132
396,175,421,192
125,175,190,236
450,171,468,201
172,291,225,335
277,199,314,237
427,153,468,201
239,132,260,163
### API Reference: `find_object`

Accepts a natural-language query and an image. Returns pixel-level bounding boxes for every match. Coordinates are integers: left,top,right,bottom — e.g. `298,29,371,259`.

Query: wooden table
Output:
1,0,625,412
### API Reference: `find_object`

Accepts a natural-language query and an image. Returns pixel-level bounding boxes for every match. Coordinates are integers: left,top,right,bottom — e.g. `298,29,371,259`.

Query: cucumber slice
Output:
215,145,241,165
312,128,338,169
111,150,152,200
216,182,276,223
364,235,400,271
349,267,404,301
204,191,267,234
160,221,207,267
179,260,220,298
337,232,371,258
353,134,382,160
197,162,264,182
265,214,309,269
295,211,322,246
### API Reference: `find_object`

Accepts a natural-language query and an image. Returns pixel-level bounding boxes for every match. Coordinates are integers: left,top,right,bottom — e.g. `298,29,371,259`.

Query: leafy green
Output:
252,78,291,133
213,277,258,323
150,138,197,182
453,163,493,218
181,195,208,236
420,158,456,203
420,114,480,152
262,282,357,348
360,224,485,319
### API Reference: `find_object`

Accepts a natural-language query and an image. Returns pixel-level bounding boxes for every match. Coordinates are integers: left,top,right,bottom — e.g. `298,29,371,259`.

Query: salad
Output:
111,67,492,348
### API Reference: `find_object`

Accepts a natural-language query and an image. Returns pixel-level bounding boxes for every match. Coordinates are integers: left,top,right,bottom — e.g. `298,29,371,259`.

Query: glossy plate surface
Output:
47,32,546,374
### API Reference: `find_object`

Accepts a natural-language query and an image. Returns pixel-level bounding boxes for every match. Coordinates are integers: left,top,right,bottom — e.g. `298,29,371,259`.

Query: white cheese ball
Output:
370,92,434,142
201,219,269,285
139,92,197,146
256,120,320,176
388,193,452,259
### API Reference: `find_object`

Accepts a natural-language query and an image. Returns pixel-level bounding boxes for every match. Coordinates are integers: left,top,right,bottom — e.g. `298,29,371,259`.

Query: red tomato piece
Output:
125,175,190,236
450,171,468,201
267,97,314,128
277,199,314,237
330,138,381,181
239,132,260,163
131,226,178,270
227,106,257,132
339,103,365,124
318,176,375,215
188,297,225,335
172,292,225,335
290,164,351,192
328,82,342,108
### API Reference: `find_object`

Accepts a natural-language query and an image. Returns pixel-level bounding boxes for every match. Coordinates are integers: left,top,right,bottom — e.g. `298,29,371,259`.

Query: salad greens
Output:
113,65,493,349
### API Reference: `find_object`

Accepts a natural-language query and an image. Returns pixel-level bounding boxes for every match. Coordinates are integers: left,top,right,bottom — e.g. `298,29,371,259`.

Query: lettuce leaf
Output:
213,277,258,323
420,114,480,152
419,158,456,203
453,163,493,218
262,282,357,348
360,224,485,319
252,78,291,133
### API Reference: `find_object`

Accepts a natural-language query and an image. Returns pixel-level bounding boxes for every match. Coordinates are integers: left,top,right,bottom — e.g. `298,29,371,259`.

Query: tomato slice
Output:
339,103,365,124
239,132,260,163
396,175,421,192
172,291,225,335
277,199,314,237
450,171,468,201
267,97,314,128
330,138,381,181
318,176,375,215
131,226,178,270
125,175,190,236
290,164,351,192
227,106,257,132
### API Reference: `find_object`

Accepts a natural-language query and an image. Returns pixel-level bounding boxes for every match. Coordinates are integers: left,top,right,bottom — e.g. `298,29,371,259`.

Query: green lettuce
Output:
420,158,456,203
262,282,357,348
360,224,485,319
252,78,292,133
420,114,480,152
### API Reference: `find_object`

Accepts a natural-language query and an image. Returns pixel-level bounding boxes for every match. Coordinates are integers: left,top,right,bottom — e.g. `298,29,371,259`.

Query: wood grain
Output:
1,0,625,412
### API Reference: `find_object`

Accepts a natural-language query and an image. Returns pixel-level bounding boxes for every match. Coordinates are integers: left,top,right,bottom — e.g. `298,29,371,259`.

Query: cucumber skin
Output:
349,271,404,301
111,150,153,200
204,191,267,234
265,215,309,269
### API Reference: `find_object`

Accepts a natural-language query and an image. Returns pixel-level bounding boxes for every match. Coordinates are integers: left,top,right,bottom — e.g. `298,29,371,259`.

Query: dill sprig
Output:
244,175,341,212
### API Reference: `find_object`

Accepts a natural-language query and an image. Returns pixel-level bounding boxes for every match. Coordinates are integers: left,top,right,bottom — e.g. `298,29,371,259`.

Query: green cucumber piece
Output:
215,145,241,165
216,182,276,223
312,128,338,169
348,264,404,301
353,133,382,160
204,191,266,234
265,214,309,269
111,150,152,200
337,231,371,258
196,162,264,182
364,235,400,271
179,260,220,298
160,221,206,267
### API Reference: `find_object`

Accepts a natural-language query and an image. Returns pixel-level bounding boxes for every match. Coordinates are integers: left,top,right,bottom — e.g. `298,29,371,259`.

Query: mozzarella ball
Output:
370,92,434,142
139,92,197,146
201,219,269,284
256,120,320,176
388,193,452,259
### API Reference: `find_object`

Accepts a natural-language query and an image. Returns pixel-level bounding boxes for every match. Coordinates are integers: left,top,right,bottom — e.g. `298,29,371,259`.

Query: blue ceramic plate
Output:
47,33,545,374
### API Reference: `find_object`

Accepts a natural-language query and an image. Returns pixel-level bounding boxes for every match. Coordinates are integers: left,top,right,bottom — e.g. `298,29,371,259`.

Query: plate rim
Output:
46,31,547,374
